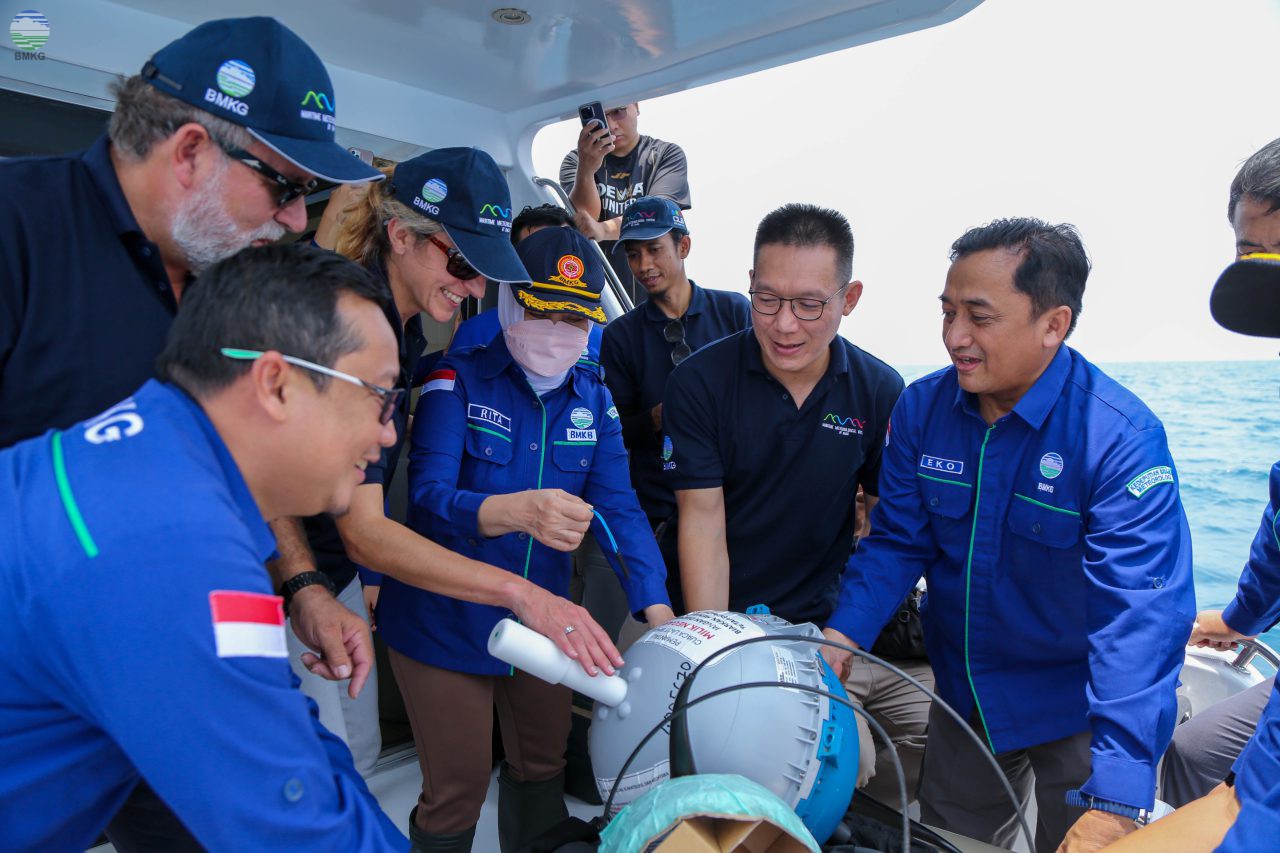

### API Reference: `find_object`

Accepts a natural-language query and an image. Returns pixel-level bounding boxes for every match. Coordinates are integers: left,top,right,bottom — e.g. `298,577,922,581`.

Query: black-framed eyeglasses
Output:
426,234,481,281
217,144,318,208
748,284,848,322
664,318,692,366
220,348,403,424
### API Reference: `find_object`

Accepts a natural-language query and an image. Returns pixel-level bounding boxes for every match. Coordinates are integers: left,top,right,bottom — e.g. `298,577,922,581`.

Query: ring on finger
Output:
564,625,576,636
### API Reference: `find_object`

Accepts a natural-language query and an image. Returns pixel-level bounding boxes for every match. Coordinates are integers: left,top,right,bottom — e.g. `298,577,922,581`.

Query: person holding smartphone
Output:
559,102,691,303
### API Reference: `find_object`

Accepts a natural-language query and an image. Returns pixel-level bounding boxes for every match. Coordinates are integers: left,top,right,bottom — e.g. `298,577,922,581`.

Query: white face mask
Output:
503,319,588,377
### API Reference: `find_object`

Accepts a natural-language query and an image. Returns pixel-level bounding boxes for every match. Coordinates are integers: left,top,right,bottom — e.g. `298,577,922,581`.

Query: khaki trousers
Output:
388,649,572,834
843,657,934,805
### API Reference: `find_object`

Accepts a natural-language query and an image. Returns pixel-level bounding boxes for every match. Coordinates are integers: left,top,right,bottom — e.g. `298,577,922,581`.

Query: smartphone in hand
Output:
578,101,610,135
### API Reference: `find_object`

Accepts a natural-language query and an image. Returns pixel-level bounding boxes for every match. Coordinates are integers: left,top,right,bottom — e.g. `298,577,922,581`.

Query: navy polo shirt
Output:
304,262,426,591
663,329,902,623
0,135,178,449
600,281,750,521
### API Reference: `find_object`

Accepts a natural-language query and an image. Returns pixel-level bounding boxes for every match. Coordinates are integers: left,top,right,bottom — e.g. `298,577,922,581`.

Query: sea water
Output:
897,360,1280,649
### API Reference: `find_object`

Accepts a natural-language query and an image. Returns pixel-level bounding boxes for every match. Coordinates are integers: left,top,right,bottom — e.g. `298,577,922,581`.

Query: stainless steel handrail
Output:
1231,638,1280,672
531,175,634,317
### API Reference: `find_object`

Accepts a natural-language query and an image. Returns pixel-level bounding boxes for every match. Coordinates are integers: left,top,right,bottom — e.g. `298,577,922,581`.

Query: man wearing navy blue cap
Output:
0,244,406,850
601,196,750,608
0,16,384,850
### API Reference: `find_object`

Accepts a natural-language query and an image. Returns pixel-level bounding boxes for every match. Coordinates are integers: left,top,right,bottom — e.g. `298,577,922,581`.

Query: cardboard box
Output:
645,814,814,853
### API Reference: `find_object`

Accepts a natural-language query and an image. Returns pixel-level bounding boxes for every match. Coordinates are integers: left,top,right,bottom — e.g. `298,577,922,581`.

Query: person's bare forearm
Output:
594,216,622,241
477,492,525,538
569,168,602,221
266,517,317,587
336,496,531,610
677,490,730,612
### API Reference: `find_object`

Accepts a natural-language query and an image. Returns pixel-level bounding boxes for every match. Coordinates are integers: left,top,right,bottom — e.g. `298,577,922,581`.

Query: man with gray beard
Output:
0,17,384,850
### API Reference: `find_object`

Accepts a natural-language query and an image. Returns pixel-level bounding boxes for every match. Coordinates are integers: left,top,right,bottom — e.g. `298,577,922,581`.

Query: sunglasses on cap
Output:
427,234,481,281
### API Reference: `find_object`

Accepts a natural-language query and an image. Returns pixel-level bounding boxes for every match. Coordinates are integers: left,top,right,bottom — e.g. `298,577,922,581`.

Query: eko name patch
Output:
920,454,964,475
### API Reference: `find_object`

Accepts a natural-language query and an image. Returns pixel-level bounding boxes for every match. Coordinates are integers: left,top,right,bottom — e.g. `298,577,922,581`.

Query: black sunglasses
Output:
218,144,318,208
427,234,481,281
664,318,692,366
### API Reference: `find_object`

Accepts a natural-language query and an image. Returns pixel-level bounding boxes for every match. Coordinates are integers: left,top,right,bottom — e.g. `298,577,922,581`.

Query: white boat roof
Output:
3,0,982,166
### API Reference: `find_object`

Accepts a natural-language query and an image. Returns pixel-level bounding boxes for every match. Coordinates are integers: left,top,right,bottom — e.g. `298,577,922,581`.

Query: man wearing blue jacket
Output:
822,218,1195,853
0,245,406,850
1103,255,1280,852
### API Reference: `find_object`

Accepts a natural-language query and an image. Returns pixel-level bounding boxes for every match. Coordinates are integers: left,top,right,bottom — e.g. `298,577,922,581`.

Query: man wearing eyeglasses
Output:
0,16,386,849
0,244,408,850
820,219,1195,852
664,204,925,797
600,197,750,610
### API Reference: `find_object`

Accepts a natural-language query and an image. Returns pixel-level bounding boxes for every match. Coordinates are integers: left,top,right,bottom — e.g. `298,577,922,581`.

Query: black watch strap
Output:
279,571,336,617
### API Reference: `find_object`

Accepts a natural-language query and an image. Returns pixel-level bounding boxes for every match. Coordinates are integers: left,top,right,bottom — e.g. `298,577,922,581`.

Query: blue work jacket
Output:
1221,462,1280,636
0,381,405,851
1221,677,1280,852
380,336,669,676
828,345,1195,810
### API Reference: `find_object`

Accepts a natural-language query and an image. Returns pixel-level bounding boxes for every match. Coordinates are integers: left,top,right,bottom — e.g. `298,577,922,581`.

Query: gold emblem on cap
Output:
556,254,585,282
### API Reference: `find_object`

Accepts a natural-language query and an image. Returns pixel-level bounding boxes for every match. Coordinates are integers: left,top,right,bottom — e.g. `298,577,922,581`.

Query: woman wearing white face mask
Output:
386,227,674,852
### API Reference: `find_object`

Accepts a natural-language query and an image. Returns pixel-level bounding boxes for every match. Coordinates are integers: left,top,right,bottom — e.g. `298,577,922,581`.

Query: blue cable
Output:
591,509,630,578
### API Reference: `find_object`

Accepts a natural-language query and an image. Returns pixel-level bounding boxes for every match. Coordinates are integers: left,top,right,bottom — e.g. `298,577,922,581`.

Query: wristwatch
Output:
1065,789,1150,826
279,570,336,617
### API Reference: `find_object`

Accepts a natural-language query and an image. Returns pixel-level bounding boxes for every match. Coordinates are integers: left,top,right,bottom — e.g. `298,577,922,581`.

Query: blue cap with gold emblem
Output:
513,228,608,323
140,17,381,184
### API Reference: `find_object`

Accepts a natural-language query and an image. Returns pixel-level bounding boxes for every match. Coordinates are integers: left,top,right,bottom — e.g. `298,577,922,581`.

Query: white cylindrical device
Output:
487,618,629,707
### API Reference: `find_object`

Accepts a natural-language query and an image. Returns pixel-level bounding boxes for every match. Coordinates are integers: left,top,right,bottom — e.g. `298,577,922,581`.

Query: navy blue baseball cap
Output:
141,17,382,184
613,196,689,251
513,228,607,323
1211,253,1280,337
388,147,529,284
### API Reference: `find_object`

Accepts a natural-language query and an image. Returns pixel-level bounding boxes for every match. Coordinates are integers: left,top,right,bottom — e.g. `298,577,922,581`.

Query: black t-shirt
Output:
560,135,691,303
304,264,428,592
663,330,903,624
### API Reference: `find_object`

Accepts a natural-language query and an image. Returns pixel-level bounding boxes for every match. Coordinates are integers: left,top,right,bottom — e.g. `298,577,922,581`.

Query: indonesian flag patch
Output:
209,590,287,659
423,369,456,394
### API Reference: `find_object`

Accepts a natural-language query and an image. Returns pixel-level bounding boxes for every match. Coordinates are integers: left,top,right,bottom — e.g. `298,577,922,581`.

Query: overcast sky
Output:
533,0,1280,366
